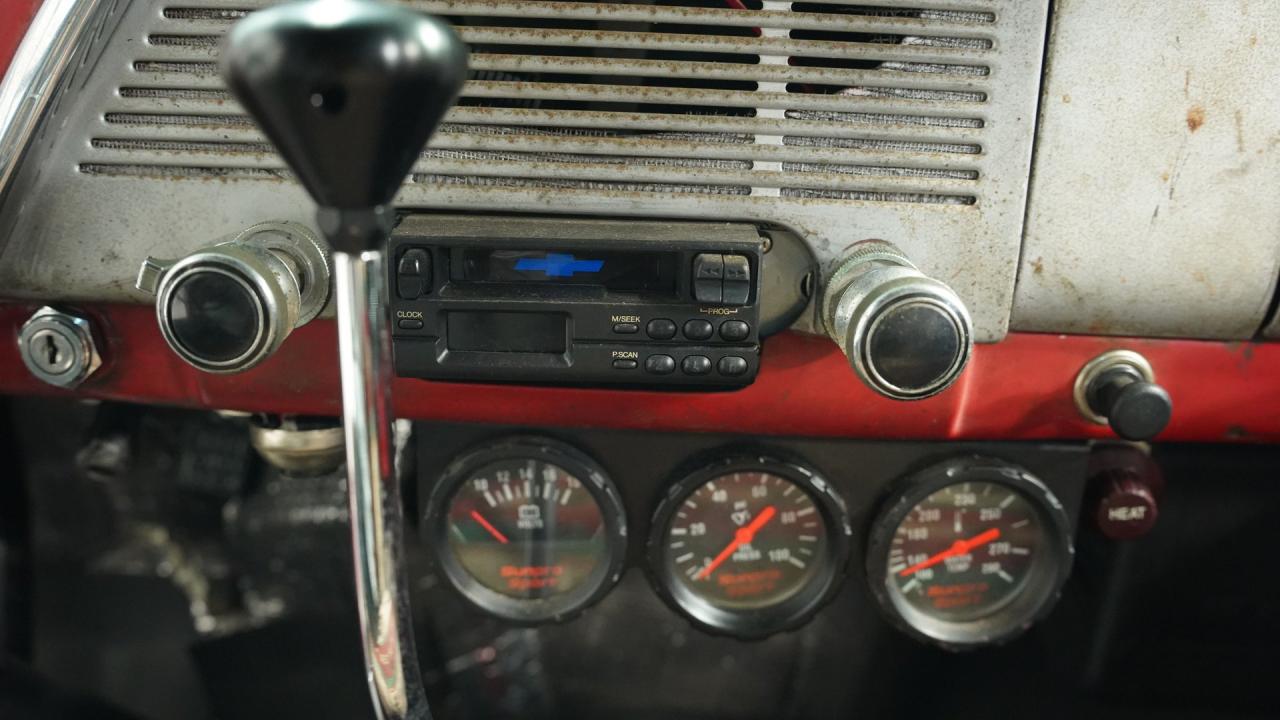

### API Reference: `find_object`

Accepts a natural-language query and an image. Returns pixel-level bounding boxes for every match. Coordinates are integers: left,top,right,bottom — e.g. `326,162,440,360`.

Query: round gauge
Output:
866,458,1074,648
648,456,851,638
424,438,627,623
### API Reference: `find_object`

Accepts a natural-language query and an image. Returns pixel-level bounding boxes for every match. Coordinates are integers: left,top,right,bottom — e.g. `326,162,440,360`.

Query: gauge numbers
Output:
868,459,1073,648
651,459,850,638
446,458,603,601
889,481,1042,623
668,471,826,608
427,438,627,623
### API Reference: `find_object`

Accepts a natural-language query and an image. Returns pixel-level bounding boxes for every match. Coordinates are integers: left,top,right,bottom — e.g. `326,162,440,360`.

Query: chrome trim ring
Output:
155,259,272,373
860,293,971,400
1073,350,1157,425
235,221,333,325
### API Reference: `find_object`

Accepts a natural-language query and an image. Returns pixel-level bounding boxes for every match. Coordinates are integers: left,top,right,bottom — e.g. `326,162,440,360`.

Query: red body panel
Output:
1,301,1276,442
0,0,40,78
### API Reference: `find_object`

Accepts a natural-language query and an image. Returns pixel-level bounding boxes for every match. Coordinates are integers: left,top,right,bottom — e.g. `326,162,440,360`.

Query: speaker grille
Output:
81,0,998,205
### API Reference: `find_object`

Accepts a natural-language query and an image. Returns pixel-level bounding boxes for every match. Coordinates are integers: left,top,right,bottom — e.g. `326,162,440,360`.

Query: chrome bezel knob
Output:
137,221,330,374
822,240,973,400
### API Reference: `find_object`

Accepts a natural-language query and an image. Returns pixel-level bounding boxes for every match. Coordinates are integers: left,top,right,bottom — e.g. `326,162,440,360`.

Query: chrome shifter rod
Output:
336,245,419,718
221,3,467,717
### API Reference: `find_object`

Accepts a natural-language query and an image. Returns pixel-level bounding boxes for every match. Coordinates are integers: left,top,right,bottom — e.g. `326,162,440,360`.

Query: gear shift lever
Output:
221,3,467,718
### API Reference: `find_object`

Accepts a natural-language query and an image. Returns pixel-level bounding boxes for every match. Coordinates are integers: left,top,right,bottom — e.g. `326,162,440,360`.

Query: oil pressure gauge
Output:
425,438,627,623
866,457,1074,649
648,456,852,638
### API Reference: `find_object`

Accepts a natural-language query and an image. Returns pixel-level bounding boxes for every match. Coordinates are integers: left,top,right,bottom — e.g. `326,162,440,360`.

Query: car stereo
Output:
388,216,765,387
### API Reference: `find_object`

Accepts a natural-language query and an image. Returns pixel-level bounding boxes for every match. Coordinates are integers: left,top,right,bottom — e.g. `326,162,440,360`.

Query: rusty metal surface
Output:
0,0,1051,342
1012,0,1280,340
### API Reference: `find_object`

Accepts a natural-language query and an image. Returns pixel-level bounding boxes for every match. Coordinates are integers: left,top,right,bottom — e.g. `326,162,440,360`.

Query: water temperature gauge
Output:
866,457,1074,649
425,438,627,622
648,456,851,638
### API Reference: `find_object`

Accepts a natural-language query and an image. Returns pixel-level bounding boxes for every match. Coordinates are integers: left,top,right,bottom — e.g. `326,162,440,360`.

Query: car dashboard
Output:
0,1,1278,719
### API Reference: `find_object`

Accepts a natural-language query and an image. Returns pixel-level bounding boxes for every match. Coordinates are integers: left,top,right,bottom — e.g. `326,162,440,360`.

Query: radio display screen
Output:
457,248,678,296
447,311,568,354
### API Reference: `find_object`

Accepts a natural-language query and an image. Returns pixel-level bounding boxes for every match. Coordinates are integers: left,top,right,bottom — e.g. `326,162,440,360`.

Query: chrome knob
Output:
821,240,973,400
137,221,330,373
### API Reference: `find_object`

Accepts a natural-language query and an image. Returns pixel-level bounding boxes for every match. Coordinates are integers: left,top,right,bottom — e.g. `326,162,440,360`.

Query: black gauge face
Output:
427,439,627,623
447,459,605,599
887,481,1042,622
651,459,850,638
868,459,1073,648
667,472,827,609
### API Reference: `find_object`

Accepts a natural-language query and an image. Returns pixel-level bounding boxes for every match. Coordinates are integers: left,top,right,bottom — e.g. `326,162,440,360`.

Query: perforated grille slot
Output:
82,0,998,205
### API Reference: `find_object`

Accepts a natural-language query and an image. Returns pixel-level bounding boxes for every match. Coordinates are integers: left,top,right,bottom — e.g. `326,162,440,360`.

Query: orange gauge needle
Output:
696,505,777,581
470,510,509,545
898,527,1000,577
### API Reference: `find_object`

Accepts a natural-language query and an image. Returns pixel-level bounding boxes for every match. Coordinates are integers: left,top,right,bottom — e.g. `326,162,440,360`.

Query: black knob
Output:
168,269,265,365
222,0,468,249
1086,364,1172,441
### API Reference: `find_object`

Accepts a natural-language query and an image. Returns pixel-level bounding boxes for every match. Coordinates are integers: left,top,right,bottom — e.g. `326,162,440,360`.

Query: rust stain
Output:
1061,94,1071,104
1249,34,1258,47
1058,275,1084,304
1191,269,1216,296
1186,106,1206,132
1030,256,1044,275
1160,171,1170,182
1086,319,1111,334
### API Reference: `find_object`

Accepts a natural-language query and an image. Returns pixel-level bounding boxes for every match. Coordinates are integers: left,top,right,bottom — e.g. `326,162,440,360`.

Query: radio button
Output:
646,318,677,340
722,255,751,305
613,322,639,334
645,354,676,375
612,358,639,370
718,356,749,377
683,319,714,341
396,248,430,300
682,355,712,375
397,318,424,330
719,320,750,342
693,253,724,304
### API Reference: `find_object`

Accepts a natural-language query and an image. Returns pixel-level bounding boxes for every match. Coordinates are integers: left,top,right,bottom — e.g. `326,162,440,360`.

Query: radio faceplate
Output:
388,216,765,388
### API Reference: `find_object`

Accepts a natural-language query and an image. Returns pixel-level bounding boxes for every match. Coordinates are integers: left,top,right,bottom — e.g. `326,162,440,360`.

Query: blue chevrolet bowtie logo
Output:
513,253,604,277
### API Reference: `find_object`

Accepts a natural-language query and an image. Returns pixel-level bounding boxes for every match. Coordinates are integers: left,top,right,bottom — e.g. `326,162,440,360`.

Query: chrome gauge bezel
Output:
647,455,853,639
866,457,1074,650
423,437,628,624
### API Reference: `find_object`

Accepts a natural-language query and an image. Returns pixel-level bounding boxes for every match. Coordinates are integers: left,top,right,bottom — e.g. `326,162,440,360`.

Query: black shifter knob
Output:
220,5,468,718
1078,353,1173,441
222,0,467,246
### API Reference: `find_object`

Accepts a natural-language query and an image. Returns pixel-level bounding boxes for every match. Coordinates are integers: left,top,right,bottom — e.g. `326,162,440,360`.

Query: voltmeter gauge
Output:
425,438,627,623
648,456,852,638
866,458,1074,649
